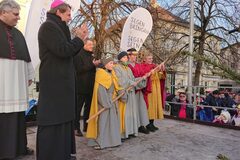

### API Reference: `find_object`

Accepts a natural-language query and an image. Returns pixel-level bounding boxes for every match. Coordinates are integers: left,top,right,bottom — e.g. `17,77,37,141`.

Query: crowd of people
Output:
0,0,167,160
166,89,240,127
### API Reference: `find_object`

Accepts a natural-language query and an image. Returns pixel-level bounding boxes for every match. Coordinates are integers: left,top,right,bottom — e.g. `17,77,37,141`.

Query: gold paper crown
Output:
127,51,138,55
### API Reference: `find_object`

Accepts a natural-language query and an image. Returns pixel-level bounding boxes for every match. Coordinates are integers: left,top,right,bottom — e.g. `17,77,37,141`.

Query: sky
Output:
15,0,240,38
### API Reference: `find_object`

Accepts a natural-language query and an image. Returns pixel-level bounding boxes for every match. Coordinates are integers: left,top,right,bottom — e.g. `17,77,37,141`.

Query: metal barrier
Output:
164,85,240,128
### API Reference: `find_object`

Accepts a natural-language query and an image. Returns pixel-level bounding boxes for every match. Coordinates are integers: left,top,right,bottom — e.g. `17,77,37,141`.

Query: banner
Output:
25,0,80,69
120,7,153,52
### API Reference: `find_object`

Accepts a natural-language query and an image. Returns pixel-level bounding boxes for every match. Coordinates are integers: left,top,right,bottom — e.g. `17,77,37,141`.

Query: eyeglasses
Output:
179,95,186,98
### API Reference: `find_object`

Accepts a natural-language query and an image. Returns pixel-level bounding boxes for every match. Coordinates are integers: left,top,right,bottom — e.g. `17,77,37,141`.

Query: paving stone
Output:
17,119,240,160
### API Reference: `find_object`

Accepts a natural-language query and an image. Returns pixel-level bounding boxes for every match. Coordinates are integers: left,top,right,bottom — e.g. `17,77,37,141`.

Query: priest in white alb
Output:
0,0,34,159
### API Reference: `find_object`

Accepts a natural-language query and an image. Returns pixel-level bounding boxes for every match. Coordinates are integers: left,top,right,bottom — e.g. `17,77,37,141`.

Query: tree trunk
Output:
94,30,105,59
194,60,203,86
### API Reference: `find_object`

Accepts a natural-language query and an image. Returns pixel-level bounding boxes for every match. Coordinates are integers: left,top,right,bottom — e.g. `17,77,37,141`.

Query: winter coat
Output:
37,13,84,125
171,99,193,119
73,49,96,94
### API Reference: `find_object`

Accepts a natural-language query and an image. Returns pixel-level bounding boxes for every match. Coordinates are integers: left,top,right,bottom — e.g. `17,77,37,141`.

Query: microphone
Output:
229,27,240,34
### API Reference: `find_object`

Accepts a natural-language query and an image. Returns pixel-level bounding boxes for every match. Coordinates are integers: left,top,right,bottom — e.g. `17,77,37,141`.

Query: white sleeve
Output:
27,62,35,80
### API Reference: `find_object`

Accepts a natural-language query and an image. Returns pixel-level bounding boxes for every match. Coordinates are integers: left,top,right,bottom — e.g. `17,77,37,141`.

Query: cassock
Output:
86,68,121,149
73,48,96,132
0,20,34,159
141,63,166,120
37,13,84,160
128,62,149,127
112,63,146,138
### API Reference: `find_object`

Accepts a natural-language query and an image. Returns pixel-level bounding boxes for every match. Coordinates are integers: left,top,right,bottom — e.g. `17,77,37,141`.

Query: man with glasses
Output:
0,0,34,159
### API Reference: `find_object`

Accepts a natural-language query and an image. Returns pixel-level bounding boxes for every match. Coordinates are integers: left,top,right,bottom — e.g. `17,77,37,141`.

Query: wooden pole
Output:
86,50,179,123
86,64,164,123
86,77,144,123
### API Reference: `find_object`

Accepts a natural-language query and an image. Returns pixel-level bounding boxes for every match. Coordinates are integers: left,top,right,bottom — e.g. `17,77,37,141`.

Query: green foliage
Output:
216,154,230,160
